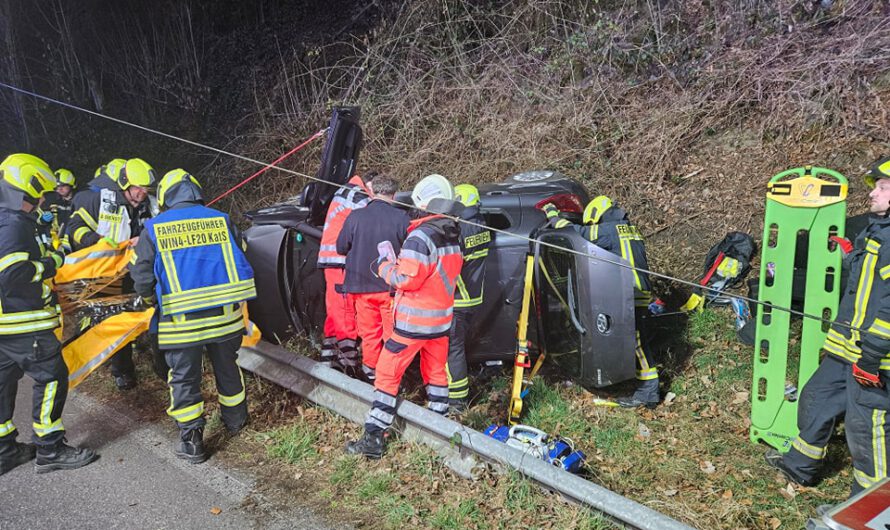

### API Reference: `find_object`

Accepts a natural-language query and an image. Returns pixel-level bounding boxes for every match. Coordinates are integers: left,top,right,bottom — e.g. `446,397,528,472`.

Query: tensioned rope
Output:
0,81,874,341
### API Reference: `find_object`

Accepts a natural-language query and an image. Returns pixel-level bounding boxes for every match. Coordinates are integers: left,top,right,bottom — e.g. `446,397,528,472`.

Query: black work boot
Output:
35,441,98,474
615,396,659,409
175,429,207,464
764,448,817,487
0,442,37,476
225,415,250,436
114,373,137,391
616,378,659,409
447,398,468,418
345,431,385,459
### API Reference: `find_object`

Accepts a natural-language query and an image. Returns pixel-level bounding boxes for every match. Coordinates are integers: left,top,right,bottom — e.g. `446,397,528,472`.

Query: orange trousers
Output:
353,292,393,371
374,332,449,396
323,268,356,340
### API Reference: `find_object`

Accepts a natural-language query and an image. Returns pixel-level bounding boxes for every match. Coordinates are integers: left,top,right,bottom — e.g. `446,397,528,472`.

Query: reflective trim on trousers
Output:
218,368,246,407
791,436,827,461
0,420,16,438
168,401,205,423
32,418,64,437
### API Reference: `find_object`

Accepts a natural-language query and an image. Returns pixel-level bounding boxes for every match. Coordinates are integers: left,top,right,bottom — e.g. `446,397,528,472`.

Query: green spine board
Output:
750,167,846,452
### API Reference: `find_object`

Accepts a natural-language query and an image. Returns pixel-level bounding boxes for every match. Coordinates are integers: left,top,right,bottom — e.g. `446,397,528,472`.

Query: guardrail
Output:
238,341,695,530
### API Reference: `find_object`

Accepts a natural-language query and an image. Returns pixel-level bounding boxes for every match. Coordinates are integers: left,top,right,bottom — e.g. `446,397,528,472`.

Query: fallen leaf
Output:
732,391,749,405
721,489,733,500
663,489,678,497
699,460,716,474
778,483,796,500
663,392,677,405
769,517,781,529
210,507,222,515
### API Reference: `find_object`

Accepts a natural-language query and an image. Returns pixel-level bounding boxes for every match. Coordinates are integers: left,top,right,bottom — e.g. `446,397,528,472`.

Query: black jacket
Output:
455,205,491,309
65,175,143,250
336,199,410,294
0,208,60,331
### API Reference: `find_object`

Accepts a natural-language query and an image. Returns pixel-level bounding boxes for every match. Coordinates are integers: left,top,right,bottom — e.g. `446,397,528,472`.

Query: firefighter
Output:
447,183,492,412
36,168,77,248
0,154,98,475
65,157,156,390
318,173,371,372
346,174,463,458
336,174,410,382
544,195,660,408
764,157,890,490
130,169,256,463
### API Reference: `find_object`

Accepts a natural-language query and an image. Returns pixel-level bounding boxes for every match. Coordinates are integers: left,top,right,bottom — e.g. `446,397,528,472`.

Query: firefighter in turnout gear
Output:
336,175,410,382
130,169,257,463
447,184,492,412
36,168,76,250
0,154,98,475
318,174,371,372
347,175,463,458
65,158,156,390
764,157,890,491
544,195,660,408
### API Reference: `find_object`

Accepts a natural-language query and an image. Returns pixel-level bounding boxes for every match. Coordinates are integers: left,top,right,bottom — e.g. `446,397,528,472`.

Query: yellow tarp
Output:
55,240,261,388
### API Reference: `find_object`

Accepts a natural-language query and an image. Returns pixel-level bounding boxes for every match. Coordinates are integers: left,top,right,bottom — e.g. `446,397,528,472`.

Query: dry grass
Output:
211,0,890,279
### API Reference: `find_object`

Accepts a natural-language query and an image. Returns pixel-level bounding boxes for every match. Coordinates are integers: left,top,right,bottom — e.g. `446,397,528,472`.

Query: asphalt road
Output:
1,379,338,530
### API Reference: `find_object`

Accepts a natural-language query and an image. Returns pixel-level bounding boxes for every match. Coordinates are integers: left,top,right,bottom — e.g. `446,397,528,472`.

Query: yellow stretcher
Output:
55,240,261,388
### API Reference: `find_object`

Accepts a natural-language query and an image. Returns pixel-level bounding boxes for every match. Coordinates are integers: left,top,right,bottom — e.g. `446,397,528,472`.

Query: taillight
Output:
535,194,584,213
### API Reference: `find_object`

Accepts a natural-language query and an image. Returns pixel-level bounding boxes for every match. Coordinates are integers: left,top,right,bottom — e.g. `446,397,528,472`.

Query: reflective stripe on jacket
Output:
579,207,652,307
823,216,890,371
378,215,462,338
317,176,369,268
0,208,61,335
141,205,256,317
454,205,491,309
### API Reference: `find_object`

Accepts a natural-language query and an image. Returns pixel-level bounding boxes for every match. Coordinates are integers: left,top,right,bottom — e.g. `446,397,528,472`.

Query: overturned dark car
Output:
244,107,639,389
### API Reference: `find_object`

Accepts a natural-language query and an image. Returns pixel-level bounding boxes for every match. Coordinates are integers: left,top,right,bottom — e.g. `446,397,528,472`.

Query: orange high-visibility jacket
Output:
378,215,463,338
317,176,370,268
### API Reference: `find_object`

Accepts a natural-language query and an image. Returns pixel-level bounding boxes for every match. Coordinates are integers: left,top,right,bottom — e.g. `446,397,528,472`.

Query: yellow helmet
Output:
0,153,56,200
54,168,76,187
583,195,613,225
454,184,480,207
157,169,202,208
118,158,156,190
864,156,890,189
96,158,127,180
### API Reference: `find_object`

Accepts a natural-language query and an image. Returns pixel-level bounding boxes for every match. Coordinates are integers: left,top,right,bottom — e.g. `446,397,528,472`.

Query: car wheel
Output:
504,170,566,184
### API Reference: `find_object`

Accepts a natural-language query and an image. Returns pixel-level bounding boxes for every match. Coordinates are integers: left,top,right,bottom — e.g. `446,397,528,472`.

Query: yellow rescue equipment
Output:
55,240,260,388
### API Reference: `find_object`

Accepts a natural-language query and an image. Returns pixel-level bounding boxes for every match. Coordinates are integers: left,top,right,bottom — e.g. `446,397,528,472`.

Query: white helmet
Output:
411,173,454,210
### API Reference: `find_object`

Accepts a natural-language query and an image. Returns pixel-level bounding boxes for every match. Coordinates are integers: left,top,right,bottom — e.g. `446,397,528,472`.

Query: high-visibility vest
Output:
144,206,256,316
379,215,463,338
317,175,369,268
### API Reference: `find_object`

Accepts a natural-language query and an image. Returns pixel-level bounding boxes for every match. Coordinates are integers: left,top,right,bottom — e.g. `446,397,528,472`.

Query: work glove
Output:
38,211,54,225
541,203,560,219
101,236,119,249
829,236,853,255
853,360,883,388
133,295,157,311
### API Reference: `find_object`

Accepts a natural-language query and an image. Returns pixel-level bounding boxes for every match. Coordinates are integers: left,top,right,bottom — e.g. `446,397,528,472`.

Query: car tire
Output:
504,170,566,184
